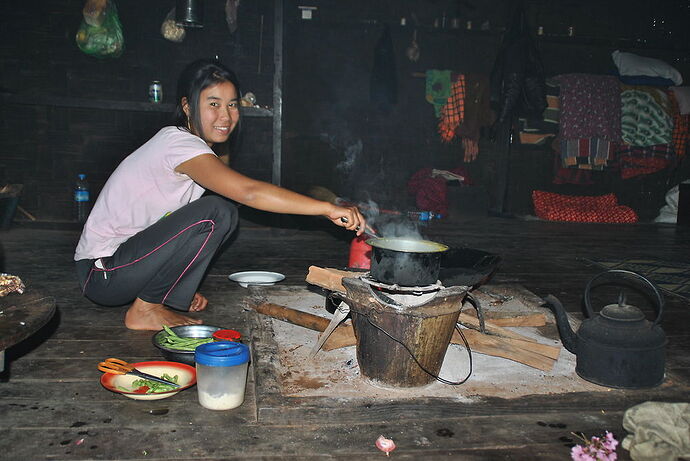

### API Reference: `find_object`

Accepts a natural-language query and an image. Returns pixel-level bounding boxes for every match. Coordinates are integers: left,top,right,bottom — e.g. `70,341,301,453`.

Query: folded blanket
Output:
670,86,690,114
621,86,673,146
669,90,690,157
518,79,559,145
532,190,638,223
553,73,622,141
560,138,614,170
612,143,675,179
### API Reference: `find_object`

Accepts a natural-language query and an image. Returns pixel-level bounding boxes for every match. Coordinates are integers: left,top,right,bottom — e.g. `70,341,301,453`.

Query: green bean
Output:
157,326,213,351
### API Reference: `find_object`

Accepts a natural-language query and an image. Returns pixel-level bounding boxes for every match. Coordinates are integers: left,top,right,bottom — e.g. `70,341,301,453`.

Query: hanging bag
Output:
75,0,124,58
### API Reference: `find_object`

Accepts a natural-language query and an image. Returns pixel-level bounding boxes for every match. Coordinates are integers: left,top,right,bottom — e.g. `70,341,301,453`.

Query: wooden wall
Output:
1,0,689,222
0,0,275,221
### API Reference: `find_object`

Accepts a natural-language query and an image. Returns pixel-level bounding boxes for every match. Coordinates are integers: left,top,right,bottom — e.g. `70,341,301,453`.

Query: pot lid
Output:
600,302,645,322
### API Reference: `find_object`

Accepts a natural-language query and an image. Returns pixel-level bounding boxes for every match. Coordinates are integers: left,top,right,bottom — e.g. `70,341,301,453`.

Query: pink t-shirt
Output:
74,127,214,260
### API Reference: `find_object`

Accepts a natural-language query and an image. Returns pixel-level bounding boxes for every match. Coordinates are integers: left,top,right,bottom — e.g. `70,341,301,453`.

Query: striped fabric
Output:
560,138,614,170
518,79,560,145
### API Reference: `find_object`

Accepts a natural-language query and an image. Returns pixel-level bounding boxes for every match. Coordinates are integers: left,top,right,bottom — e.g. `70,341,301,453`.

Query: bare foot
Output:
124,297,202,331
189,293,208,312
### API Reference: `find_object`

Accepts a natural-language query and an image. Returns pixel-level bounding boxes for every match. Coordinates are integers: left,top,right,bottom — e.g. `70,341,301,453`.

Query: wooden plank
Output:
305,266,362,292
464,311,547,327
455,330,556,371
458,312,539,342
0,410,628,459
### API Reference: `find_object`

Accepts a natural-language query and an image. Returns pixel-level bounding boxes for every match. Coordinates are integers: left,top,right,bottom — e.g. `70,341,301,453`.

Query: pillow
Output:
612,50,683,86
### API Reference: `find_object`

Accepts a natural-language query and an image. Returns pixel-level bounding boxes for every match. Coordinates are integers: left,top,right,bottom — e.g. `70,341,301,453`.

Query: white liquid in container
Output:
195,343,250,411
198,390,245,410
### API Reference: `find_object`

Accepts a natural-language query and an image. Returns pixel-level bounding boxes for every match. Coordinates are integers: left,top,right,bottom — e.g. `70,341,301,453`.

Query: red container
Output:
348,235,372,269
212,329,242,342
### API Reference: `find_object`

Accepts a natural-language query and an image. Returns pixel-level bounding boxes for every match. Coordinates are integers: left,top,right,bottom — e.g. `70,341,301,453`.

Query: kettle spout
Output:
543,294,578,354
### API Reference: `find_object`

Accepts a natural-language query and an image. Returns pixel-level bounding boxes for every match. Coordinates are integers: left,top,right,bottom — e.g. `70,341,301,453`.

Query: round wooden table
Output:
0,290,56,371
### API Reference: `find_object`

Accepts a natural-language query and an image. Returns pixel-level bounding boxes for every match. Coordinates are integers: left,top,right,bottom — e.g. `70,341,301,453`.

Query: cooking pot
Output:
368,238,449,286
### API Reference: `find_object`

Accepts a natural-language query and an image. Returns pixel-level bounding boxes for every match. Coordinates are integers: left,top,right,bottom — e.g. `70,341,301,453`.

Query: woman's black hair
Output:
173,58,242,145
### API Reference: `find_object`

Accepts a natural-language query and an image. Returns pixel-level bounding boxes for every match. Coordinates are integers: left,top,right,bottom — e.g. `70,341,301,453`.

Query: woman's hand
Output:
327,205,366,236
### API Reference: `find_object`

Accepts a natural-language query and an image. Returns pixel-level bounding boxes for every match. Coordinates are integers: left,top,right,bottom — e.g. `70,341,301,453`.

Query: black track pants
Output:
75,195,237,311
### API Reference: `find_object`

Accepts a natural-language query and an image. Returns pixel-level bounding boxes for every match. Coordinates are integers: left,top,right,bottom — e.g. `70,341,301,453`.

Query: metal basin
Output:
152,325,223,365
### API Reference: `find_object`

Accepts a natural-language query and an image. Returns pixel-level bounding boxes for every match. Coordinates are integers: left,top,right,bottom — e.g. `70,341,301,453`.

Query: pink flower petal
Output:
376,435,396,456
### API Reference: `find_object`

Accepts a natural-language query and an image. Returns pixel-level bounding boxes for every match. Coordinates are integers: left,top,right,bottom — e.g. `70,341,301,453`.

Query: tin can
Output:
148,81,162,103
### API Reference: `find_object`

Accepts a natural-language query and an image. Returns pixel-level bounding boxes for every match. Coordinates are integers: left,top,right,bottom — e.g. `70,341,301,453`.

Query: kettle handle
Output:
584,269,664,326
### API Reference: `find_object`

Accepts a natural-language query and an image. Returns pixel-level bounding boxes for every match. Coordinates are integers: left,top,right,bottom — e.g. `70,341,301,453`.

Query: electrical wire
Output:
365,317,473,386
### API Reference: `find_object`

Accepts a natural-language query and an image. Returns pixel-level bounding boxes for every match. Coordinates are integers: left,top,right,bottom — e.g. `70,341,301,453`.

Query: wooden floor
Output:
1,216,688,460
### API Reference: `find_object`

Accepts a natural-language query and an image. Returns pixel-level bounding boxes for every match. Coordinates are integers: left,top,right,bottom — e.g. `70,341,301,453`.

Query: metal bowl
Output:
151,325,223,365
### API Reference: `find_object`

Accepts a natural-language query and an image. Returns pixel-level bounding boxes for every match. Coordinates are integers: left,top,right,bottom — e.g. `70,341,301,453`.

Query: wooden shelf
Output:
0,93,273,117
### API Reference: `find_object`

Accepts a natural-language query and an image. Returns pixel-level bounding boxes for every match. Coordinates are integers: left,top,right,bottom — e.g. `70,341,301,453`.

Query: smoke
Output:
336,138,362,173
359,198,424,241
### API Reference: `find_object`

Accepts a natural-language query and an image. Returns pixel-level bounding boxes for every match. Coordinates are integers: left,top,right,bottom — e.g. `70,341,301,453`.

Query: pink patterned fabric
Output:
554,74,623,142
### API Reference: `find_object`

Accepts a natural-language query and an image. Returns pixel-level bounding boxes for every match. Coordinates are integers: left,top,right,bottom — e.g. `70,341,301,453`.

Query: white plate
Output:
228,271,285,288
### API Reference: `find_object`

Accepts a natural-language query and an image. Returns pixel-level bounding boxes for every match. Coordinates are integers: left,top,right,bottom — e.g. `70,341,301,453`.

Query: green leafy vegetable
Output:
129,373,179,393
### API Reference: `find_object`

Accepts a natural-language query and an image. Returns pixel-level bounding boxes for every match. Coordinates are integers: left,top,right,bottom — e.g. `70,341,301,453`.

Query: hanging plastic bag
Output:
161,8,185,42
82,0,107,26
75,0,124,58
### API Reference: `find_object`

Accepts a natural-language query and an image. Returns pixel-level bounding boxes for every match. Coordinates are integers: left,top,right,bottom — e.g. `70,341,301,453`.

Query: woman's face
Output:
184,81,240,146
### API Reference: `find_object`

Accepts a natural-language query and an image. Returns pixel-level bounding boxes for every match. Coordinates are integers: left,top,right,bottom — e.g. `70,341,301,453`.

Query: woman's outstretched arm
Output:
176,154,366,234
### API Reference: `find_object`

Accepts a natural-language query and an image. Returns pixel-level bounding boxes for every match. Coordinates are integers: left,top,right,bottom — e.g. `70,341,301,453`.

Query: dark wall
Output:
0,0,275,221
1,0,689,223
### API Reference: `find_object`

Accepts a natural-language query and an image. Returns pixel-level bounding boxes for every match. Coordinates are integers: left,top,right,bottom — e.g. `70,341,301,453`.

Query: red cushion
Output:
532,190,638,223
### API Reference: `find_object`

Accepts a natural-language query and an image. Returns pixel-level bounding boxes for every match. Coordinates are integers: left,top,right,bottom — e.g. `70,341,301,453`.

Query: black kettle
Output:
545,270,667,389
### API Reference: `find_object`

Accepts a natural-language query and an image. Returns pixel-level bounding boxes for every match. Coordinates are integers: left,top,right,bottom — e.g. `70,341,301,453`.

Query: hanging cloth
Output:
438,74,466,143
425,70,452,117
489,2,546,129
370,25,397,110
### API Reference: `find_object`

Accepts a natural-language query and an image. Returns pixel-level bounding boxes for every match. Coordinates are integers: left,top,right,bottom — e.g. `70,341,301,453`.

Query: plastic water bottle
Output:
408,210,432,223
74,173,90,223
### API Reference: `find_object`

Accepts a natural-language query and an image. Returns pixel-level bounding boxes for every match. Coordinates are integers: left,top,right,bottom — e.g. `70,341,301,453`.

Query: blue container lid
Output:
195,341,250,367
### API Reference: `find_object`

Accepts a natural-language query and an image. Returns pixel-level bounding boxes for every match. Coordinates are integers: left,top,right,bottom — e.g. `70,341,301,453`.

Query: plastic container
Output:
348,234,372,269
195,341,250,410
212,329,241,342
74,173,90,223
